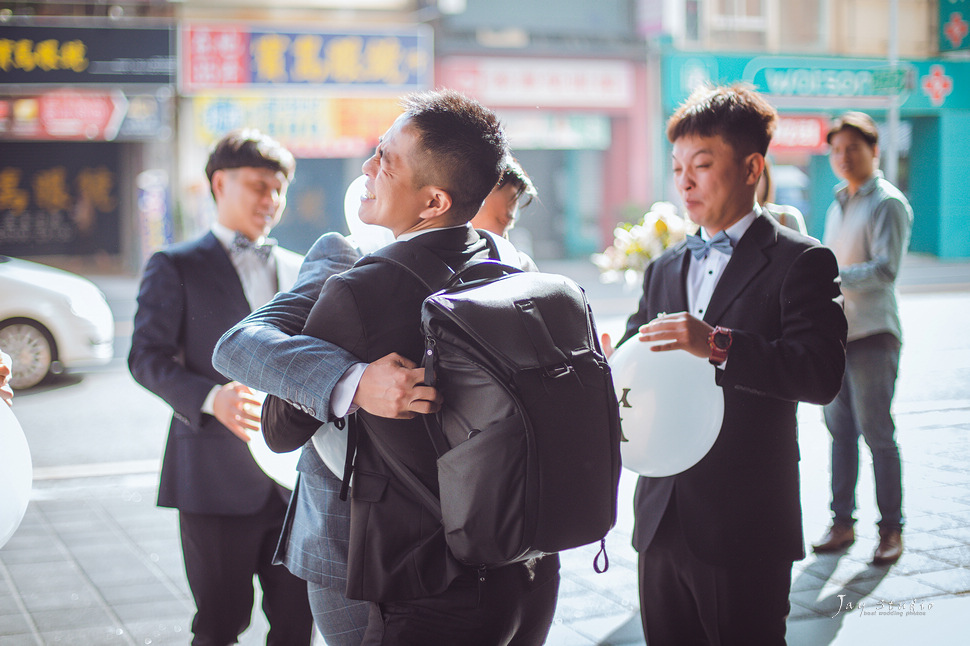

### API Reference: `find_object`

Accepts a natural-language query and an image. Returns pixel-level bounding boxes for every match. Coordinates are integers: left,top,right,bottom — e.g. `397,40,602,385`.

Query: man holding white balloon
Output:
605,84,847,644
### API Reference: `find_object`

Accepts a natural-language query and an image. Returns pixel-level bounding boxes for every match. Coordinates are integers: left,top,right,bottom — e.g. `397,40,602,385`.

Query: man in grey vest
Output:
813,111,913,566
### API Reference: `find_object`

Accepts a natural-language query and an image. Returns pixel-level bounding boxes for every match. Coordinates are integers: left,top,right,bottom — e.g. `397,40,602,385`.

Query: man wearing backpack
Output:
609,85,847,643
256,90,560,645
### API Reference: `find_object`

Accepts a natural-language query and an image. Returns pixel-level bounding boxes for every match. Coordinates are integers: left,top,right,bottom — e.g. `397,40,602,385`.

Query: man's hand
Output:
637,311,714,359
0,350,13,407
213,381,263,442
601,333,615,359
354,352,443,419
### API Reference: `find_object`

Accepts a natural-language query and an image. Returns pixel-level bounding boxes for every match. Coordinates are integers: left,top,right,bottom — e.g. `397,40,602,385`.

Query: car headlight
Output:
67,288,113,329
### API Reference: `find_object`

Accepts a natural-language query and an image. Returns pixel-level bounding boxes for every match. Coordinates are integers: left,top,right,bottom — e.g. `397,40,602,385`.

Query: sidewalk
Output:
2,256,969,645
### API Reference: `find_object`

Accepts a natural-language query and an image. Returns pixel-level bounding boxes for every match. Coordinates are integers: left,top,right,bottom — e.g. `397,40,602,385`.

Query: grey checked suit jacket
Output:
213,232,361,587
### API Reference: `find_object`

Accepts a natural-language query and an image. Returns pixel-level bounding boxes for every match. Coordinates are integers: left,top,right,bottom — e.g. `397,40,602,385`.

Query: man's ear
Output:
744,153,766,186
210,169,227,203
418,186,454,223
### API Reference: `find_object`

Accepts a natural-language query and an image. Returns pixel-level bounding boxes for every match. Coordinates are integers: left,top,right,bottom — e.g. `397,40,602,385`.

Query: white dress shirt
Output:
686,208,758,319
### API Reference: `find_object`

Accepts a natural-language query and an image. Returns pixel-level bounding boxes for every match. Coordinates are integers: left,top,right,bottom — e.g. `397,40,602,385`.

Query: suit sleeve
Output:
261,270,366,453
617,261,658,347
213,232,362,426
128,251,216,430
717,244,847,405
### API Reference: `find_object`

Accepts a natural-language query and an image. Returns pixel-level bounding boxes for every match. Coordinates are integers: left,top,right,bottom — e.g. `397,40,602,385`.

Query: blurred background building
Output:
0,0,967,272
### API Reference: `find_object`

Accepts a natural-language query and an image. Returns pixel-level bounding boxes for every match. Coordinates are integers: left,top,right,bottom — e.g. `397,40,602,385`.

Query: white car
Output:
0,256,115,389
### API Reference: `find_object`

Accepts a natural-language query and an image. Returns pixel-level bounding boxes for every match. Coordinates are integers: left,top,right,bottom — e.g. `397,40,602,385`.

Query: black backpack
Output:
352,232,622,572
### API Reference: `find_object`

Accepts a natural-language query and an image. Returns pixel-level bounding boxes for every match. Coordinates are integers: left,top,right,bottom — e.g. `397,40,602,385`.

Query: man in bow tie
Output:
607,85,847,643
129,129,312,644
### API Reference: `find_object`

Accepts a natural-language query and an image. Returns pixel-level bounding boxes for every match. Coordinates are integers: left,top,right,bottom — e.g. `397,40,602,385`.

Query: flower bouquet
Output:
592,202,693,286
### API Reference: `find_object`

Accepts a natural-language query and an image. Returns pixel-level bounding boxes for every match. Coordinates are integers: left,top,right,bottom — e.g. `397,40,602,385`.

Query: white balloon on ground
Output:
344,174,394,255
0,403,32,548
609,339,724,477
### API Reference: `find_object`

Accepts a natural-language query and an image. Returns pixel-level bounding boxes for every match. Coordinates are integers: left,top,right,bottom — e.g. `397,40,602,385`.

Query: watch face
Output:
714,332,730,349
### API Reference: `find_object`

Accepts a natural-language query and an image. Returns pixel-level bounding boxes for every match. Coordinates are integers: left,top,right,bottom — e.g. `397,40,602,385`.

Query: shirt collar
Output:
212,222,272,250
396,222,471,242
836,169,883,204
700,207,758,246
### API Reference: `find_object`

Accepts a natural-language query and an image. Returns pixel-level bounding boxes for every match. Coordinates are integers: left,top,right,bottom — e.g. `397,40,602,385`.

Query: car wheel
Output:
0,320,56,389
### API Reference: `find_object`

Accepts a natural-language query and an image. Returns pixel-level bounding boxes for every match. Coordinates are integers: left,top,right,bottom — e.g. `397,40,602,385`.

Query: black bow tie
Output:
231,232,276,261
685,231,734,260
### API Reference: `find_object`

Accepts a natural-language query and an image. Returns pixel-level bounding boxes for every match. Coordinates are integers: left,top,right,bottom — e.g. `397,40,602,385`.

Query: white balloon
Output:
248,430,300,491
311,422,349,480
0,403,32,548
609,340,724,477
245,391,299,490
344,174,394,255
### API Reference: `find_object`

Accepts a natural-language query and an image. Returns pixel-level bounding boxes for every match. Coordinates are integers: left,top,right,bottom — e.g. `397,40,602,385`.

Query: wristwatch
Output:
708,326,732,366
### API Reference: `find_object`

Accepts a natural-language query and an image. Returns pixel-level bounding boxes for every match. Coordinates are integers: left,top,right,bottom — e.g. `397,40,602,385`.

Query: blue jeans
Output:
823,333,903,531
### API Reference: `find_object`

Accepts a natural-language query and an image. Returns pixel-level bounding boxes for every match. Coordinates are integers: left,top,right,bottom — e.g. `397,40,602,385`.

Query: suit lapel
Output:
201,232,250,309
703,215,776,326
659,243,690,315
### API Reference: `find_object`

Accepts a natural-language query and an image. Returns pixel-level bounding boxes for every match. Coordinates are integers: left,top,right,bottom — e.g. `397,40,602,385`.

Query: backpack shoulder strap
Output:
356,240,455,293
476,229,520,266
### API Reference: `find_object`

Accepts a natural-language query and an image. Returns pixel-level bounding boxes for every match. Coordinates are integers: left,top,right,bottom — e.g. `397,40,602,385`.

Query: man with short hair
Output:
813,111,912,566
610,85,847,643
129,129,313,644
260,90,560,645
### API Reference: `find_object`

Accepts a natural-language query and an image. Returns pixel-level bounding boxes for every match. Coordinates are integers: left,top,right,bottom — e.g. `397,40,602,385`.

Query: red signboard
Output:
0,90,128,141
770,116,829,154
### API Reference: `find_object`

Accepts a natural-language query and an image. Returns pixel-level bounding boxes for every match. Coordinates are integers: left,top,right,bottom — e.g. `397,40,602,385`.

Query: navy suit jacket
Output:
129,231,301,514
619,214,847,566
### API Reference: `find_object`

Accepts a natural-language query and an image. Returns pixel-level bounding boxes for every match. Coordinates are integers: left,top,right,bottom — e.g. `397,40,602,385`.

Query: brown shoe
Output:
812,523,855,553
873,529,903,565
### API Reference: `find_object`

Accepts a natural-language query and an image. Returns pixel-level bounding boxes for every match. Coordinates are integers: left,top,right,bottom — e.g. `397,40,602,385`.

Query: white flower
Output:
591,202,692,282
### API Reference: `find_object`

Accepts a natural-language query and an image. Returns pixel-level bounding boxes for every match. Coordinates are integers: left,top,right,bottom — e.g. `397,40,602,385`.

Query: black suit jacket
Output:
619,214,847,566
264,226,494,601
129,232,284,515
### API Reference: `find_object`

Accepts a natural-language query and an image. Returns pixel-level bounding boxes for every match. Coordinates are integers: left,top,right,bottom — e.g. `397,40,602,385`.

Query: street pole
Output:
885,0,900,185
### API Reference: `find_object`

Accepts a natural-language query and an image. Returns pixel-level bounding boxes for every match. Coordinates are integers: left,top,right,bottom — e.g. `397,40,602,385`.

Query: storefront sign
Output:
940,0,970,52
0,142,120,256
181,23,432,93
192,94,402,157
498,111,611,150
439,57,635,110
0,89,172,141
664,53,969,113
770,116,829,153
0,24,175,86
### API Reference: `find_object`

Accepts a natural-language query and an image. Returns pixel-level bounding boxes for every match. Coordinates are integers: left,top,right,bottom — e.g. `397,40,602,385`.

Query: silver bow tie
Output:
685,231,733,259
231,233,276,261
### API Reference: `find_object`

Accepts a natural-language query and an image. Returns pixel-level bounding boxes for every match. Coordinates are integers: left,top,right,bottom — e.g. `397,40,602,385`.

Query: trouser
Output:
178,492,313,646
638,500,791,645
823,332,904,531
361,555,560,646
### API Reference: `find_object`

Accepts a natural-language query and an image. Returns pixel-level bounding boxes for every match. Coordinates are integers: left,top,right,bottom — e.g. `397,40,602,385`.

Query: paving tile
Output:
912,567,970,594
28,606,115,633
39,625,132,645
111,598,189,624
844,573,949,602
124,619,192,646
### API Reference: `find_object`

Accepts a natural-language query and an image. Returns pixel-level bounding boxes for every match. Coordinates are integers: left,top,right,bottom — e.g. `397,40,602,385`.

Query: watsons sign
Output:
744,58,915,98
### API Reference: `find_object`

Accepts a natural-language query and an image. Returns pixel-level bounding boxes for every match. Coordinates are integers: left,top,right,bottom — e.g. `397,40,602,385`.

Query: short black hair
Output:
667,84,778,158
827,111,879,148
400,89,509,222
204,129,296,196
497,156,538,209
